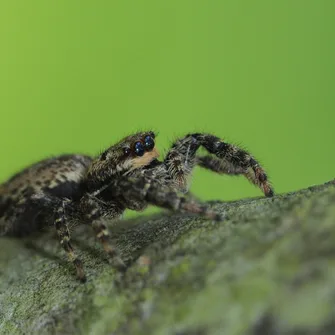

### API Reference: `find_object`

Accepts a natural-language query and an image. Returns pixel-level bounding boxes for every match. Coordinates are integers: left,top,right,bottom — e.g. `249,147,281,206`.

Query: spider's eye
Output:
134,142,145,156
123,147,131,156
144,135,155,151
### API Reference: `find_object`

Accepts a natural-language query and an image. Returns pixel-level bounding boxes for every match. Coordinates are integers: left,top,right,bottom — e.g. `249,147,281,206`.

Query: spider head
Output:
117,131,159,171
90,131,159,179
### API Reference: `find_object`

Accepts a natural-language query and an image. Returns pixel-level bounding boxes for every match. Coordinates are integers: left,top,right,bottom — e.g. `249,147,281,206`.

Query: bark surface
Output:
1,180,335,335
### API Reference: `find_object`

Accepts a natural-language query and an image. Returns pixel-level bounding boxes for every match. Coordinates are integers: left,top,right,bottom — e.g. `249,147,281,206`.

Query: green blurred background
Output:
0,1,334,212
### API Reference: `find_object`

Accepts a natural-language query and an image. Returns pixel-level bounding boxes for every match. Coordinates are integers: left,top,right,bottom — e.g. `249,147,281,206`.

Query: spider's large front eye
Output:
144,135,155,151
134,141,145,156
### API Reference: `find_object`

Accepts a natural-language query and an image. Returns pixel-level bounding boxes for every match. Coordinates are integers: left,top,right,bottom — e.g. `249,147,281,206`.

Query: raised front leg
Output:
164,133,274,197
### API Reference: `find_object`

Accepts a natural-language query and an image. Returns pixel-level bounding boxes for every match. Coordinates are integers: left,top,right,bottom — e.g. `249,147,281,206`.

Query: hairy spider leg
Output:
27,192,126,280
23,192,86,281
112,176,224,221
54,199,86,282
79,194,126,271
164,133,274,197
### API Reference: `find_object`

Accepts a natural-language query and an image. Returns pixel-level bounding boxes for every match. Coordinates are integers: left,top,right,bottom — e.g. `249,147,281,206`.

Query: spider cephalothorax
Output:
0,131,274,281
86,131,159,189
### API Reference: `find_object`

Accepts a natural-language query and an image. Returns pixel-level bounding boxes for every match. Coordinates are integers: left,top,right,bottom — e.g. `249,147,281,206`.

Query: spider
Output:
0,131,274,281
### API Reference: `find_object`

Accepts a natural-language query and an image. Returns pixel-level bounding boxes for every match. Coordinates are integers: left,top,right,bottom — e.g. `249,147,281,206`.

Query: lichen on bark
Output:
1,180,335,335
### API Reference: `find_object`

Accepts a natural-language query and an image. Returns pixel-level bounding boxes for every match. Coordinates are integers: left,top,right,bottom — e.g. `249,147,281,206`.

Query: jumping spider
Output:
0,132,274,281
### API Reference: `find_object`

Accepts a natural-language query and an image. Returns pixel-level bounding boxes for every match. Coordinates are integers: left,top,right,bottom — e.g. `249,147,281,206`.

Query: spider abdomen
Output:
0,154,93,236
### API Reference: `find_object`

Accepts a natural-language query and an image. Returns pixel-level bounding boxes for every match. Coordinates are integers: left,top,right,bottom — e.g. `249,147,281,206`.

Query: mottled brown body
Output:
0,155,92,235
0,131,274,281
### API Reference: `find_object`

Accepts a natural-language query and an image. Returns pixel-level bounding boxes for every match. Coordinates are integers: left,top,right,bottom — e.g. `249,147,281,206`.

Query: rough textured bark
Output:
1,180,335,335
